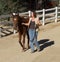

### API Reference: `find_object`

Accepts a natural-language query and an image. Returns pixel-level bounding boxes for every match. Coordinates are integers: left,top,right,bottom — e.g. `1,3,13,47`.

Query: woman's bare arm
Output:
36,17,42,26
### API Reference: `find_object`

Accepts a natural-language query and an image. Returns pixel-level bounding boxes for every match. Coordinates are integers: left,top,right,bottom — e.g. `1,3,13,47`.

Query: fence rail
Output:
0,6,60,37
19,7,60,25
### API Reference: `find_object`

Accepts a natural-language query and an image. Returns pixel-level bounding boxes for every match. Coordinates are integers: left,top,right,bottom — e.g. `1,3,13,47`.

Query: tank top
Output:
29,20,36,29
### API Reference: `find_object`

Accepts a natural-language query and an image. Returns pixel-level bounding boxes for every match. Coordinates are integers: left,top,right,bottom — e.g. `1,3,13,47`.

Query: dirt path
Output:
0,22,60,62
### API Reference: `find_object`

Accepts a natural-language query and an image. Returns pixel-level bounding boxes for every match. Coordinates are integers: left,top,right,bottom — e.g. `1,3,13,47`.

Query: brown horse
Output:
12,13,29,51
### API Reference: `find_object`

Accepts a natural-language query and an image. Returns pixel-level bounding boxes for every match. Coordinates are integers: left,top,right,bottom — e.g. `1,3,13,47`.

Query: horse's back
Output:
20,16,29,23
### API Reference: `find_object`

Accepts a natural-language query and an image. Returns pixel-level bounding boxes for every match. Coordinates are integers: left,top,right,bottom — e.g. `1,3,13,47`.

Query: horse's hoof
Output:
22,48,27,52
22,49,25,52
27,46,30,50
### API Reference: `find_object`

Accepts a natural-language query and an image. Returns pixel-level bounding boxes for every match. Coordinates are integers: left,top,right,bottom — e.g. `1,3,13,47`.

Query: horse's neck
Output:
24,17,29,23
17,16,29,26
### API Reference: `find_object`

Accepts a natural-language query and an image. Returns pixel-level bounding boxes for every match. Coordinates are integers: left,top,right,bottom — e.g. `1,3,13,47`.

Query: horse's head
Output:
12,13,20,30
12,13,29,34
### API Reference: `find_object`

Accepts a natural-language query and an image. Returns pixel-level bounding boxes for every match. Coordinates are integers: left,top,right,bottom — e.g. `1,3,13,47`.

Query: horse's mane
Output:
12,14,29,28
19,16,29,23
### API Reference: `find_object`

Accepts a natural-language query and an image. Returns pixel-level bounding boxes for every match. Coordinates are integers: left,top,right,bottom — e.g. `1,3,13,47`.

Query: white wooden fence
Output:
0,6,60,37
19,7,60,26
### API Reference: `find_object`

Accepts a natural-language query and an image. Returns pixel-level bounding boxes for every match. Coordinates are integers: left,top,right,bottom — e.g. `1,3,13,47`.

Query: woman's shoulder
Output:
35,17,39,20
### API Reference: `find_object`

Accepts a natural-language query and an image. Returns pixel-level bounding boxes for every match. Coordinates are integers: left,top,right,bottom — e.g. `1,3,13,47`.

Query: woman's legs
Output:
29,29,40,52
34,31,40,50
29,29,35,52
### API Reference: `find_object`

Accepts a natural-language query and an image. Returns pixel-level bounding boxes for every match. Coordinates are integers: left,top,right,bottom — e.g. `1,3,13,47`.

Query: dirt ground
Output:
0,22,60,62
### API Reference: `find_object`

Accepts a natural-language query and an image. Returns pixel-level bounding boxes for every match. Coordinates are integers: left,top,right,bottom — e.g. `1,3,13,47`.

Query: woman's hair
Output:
32,11,37,18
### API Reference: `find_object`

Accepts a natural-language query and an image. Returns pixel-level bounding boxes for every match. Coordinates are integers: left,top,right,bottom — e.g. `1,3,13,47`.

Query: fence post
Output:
42,9,45,26
28,10,31,17
0,27,2,38
55,7,58,22
13,30,16,34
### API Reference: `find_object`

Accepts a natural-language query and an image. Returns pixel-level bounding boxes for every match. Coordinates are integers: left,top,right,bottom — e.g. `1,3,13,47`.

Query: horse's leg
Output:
22,33,26,51
26,30,30,49
18,32,24,51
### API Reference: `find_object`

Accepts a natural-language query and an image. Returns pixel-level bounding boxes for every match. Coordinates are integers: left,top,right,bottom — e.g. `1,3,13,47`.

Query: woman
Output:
22,11,41,53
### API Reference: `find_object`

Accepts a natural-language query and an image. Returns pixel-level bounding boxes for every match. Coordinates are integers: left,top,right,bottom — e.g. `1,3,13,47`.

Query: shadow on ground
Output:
0,27,13,37
38,39,54,51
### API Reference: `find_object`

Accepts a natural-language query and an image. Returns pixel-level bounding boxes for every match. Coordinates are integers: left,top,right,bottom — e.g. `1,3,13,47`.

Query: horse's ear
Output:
12,13,16,15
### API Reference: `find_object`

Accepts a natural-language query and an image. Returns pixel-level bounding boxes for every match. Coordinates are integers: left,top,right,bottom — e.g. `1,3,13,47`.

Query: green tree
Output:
0,0,28,15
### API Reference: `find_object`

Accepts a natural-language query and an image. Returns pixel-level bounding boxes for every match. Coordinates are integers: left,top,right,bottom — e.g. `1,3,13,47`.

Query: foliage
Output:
0,0,28,15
